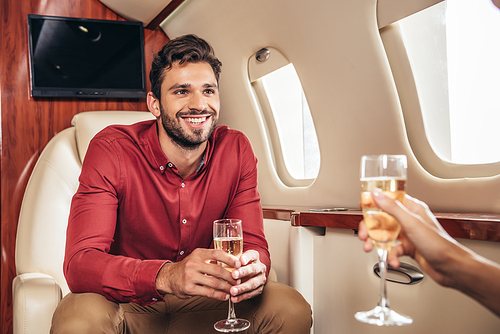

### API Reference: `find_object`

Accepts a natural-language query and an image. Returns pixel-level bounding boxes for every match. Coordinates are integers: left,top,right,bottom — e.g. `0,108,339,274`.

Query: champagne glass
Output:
213,219,251,332
355,155,413,326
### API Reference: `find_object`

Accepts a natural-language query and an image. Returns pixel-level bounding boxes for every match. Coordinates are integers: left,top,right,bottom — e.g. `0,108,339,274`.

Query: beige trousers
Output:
51,281,312,334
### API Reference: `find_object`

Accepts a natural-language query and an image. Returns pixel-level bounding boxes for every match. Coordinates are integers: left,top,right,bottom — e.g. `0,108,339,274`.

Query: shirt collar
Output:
144,121,212,175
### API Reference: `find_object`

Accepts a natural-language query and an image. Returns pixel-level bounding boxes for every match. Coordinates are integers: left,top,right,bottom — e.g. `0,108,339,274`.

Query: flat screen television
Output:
27,14,147,99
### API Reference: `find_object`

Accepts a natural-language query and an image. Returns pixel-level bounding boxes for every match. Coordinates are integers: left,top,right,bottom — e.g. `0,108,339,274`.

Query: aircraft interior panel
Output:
99,0,172,25
266,213,500,333
314,229,500,333
160,0,500,214
263,218,291,286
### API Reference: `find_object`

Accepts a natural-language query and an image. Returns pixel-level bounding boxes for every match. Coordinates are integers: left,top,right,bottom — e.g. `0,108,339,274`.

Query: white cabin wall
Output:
313,229,500,333
160,0,500,213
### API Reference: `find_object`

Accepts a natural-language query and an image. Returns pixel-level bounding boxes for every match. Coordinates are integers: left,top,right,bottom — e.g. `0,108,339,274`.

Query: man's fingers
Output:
240,250,259,266
230,284,265,303
209,249,241,270
229,273,266,302
233,261,265,279
197,260,236,283
187,283,230,301
161,249,243,300
194,273,234,298
232,250,265,280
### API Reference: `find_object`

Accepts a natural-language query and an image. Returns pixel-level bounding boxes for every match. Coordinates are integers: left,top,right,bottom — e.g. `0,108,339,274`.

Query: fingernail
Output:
233,270,239,279
372,188,384,198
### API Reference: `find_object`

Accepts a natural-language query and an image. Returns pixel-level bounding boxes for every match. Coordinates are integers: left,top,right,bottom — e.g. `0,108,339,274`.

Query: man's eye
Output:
204,89,215,94
175,90,188,95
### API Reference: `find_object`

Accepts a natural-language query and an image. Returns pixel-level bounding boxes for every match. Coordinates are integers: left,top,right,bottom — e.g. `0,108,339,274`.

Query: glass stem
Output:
377,247,390,310
228,298,237,321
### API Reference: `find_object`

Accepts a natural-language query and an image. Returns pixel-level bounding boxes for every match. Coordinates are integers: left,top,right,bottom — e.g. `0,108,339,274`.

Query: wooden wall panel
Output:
0,0,170,333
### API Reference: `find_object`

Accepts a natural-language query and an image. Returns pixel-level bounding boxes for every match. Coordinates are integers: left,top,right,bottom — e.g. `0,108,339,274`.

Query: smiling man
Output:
51,34,312,333
149,61,220,179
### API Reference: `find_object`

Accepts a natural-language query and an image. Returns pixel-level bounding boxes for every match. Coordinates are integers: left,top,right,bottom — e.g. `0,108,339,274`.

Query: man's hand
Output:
155,248,241,300
229,250,267,303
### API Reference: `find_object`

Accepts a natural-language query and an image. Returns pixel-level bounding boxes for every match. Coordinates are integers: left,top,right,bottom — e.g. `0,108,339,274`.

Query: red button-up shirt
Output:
64,120,270,306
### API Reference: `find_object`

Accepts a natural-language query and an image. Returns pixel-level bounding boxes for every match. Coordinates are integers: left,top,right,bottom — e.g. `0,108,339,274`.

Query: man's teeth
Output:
185,117,207,125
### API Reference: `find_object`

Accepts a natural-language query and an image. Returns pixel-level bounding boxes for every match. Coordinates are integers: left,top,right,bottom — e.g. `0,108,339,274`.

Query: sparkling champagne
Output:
213,219,250,332
356,155,412,326
214,237,243,271
361,177,406,249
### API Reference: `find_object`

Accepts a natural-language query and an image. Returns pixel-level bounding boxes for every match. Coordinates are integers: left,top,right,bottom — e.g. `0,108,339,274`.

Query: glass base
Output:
355,306,413,326
214,318,251,332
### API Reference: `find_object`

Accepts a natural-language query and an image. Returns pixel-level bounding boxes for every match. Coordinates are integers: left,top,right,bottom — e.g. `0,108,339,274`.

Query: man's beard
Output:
160,104,218,150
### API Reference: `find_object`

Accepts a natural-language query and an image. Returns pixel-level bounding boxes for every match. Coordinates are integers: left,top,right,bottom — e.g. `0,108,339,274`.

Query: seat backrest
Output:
15,111,155,296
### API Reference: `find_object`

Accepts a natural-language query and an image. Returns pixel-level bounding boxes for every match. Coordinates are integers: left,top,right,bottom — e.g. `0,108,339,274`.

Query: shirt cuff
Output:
133,259,170,305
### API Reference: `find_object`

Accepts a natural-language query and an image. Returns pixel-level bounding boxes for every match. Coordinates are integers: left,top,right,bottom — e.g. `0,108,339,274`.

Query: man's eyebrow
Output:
168,83,191,91
204,83,219,89
168,83,218,91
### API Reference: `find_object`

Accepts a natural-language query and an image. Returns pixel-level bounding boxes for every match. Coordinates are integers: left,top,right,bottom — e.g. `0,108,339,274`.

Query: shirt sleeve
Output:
64,135,165,306
224,134,271,276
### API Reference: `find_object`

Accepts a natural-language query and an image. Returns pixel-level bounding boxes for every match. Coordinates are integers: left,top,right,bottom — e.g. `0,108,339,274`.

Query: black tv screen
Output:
27,15,147,98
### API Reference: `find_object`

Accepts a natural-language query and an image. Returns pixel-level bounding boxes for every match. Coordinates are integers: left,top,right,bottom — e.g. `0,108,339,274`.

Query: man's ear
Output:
147,92,161,118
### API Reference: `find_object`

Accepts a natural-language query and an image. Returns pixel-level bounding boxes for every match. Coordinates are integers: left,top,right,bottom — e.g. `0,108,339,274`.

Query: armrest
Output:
13,273,63,334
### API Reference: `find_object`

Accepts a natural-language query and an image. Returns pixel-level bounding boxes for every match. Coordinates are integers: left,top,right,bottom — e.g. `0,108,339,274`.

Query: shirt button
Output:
180,251,185,255
182,219,187,224
159,166,164,171
167,162,173,168
181,183,185,188
152,298,158,301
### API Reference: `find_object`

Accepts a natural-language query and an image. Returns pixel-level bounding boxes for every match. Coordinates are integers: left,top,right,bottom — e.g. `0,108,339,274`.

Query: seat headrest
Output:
71,111,156,163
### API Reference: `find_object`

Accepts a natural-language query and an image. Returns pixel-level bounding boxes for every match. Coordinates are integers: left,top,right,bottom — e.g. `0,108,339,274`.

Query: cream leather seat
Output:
13,111,155,334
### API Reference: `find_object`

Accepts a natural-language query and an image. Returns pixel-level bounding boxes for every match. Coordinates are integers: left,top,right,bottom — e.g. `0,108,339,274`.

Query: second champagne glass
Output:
213,219,251,332
355,155,413,326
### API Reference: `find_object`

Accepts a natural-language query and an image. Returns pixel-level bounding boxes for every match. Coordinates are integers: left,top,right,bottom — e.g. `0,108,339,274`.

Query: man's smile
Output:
180,114,214,128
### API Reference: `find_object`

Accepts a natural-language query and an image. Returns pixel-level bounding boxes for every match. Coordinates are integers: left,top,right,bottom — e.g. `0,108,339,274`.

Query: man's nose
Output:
187,92,206,111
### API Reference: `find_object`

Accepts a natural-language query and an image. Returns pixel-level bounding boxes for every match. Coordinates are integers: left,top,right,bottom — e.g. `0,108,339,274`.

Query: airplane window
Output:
260,64,320,180
397,0,500,165
248,48,320,186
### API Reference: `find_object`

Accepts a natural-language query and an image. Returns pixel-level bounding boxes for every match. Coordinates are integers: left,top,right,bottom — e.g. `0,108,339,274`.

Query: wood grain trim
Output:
145,0,185,30
433,212,500,241
263,207,500,242
0,1,170,332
